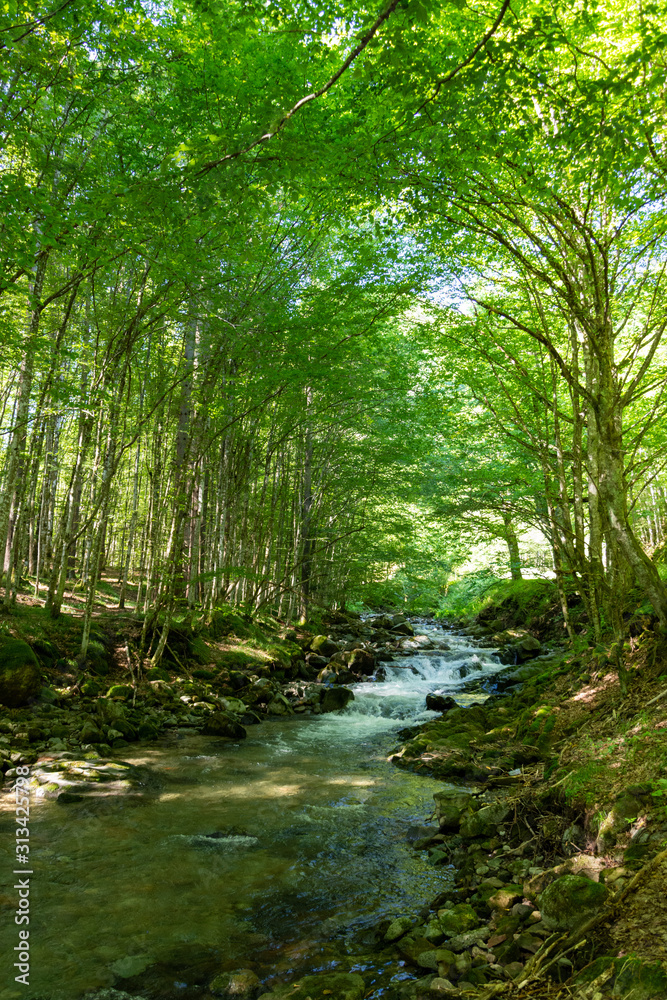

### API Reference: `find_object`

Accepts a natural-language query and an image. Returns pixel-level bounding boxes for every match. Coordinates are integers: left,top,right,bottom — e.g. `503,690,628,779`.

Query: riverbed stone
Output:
459,801,510,838
258,972,364,1000
209,968,262,998
446,925,493,952
348,648,375,675
202,712,247,739
266,694,293,715
539,874,608,931
320,686,354,712
433,789,475,831
110,954,153,977
515,635,542,660
426,694,458,713
0,639,42,707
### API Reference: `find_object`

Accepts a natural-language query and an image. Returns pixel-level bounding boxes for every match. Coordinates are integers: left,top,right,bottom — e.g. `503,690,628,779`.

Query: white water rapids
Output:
341,624,505,729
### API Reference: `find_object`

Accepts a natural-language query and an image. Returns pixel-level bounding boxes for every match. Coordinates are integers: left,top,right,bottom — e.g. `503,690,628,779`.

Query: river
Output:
0,625,503,1000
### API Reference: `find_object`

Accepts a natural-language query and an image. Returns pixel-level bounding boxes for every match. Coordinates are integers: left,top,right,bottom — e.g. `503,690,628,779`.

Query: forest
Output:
2,2,667,1000
3,0,667,644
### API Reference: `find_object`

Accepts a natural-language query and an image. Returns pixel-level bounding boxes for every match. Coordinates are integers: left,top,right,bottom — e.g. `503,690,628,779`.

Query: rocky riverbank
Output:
363,613,667,1000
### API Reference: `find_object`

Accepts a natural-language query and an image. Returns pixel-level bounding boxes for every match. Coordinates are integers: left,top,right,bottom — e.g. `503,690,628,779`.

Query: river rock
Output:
433,789,475,831
515,635,541,660
459,801,510,838
391,622,415,636
0,639,42,707
348,648,375,675
266,694,293,715
438,903,479,936
310,635,339,657
397,930,434,963
209,968,262,998
320,686,354,712
219,696,248,715
425,694,458,713
80,719,104,743
487,885,523,913
385,915,415,941
539,874,608,931
202,713,247,739
423,918,445,944
258,972,364,1000
83,991,149,1000
306,653,328,668
445,925,493,952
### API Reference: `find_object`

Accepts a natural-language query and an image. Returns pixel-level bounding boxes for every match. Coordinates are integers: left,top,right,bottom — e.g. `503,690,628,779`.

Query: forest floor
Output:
0,579,667,999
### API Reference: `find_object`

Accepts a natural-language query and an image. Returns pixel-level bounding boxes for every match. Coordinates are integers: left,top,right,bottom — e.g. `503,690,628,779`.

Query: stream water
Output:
0,625,504,1000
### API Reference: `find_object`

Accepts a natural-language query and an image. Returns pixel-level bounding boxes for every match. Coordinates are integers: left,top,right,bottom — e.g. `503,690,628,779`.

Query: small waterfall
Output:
343,627,503,725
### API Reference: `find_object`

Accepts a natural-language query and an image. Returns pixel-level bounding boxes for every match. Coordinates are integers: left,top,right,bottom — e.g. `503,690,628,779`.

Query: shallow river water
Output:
0,626,503,1000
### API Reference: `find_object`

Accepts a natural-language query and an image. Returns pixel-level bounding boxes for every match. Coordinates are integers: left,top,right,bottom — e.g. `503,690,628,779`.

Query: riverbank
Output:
1,598,667,1000
371,604,667,1000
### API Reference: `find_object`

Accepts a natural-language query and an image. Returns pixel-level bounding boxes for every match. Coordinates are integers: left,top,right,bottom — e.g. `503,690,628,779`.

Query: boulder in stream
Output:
348,647,375,675
426,694,457,713
320,686,354,712
202,712,247,738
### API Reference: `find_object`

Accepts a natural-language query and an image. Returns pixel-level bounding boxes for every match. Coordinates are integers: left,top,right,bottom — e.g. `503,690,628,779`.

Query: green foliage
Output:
437,575,557,622
651,778,667,820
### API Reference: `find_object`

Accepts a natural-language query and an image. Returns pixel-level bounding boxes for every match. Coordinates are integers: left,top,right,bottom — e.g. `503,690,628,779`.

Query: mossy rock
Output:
81,677,105,696
88,658,110,676
106,684,134,701
192,668,217,680
38,686,59,704
206,609,253,639
137,721,158,739
146,667,170,682
438,903,479,936
32,638,61,663
310,634,339,657
0,639,43,707
575,956,667,999
540,875,608,931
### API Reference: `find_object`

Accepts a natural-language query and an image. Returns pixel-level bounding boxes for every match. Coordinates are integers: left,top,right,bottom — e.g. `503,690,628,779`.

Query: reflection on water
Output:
0,627,502,1000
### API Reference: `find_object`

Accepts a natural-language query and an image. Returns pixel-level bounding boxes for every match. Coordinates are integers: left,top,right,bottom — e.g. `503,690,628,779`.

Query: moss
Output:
106,684,133,701
188,637,211,664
